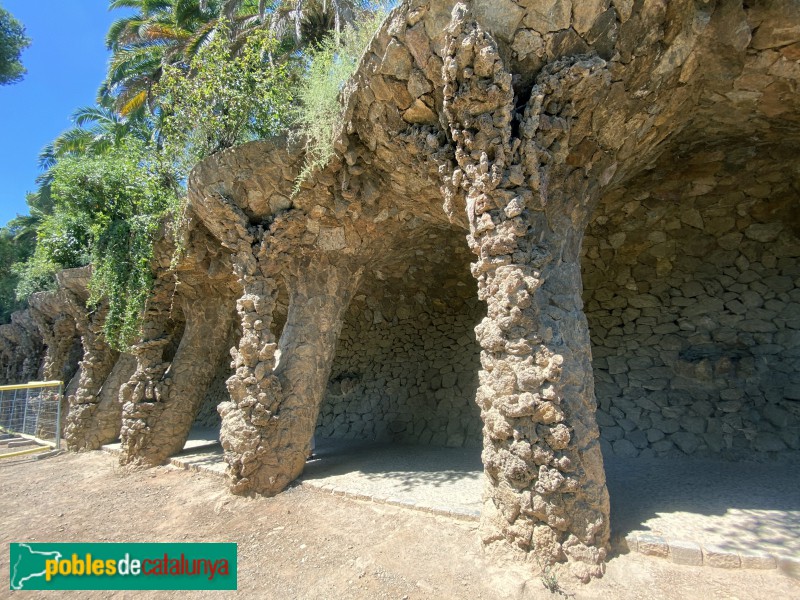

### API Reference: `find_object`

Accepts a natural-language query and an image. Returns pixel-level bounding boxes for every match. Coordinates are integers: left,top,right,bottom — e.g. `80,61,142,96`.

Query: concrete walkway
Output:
302,439,483,520
102,435,800,571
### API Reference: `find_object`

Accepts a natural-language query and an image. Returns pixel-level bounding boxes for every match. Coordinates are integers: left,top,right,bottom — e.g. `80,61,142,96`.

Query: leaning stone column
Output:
28,291,79,383
59,271,121,451
441,9,612,581
221,250,362,495
119,289,235,466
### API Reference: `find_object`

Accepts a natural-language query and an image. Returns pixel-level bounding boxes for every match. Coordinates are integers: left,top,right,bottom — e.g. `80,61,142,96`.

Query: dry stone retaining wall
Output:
317,293,483,447
584,152,800,460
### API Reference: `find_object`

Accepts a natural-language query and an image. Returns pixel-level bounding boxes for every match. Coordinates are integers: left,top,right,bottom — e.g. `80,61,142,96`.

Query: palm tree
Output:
266,0,374,51
101,0,376,118
102,0,228,116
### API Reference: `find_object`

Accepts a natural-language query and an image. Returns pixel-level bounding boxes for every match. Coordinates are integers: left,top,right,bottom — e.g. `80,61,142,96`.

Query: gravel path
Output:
107,434,800,567
3,451,799,599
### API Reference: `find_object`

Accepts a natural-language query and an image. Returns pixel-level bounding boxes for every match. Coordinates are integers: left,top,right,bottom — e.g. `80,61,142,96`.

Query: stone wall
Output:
583,151,800,460
313,219,484,448
317,293,483,447
192,325,240,430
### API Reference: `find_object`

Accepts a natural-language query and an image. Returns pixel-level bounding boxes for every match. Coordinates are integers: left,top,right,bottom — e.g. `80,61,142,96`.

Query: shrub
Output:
15,140,178,349
158,22,294,178
292,7,388,188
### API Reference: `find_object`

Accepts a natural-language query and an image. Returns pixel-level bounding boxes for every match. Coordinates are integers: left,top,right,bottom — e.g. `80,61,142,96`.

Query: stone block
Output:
596,409,617,427
739,550,777,570
753,432,787,452
670,432,700,454
679,416,706,434
777,555,800,579
669,540,703,566
745,223,782,243
626,429,648,449
607,355,628,374
523,0,573,33
472,0,525,41
637,534,669,557
652,440,674,453
703,545,741,569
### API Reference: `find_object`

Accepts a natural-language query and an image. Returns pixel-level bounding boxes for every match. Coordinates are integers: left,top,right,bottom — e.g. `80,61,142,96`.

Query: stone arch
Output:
118,218,239,466
322,0,800,581
174,0,800,583
28,291,82,386
316,218,484,449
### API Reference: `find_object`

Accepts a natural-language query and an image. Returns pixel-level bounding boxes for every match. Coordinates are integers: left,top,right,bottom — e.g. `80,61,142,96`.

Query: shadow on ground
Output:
152,432,800,557
605,454,800,556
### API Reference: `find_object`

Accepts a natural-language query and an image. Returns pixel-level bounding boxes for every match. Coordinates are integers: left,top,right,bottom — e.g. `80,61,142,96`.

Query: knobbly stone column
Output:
28,292,79,384
221,248,362,495
441,8,612,581
119,289,235,466
118,268,179,463
62,288,120,451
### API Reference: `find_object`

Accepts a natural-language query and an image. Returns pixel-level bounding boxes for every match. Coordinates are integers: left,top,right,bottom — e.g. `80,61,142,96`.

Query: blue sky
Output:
0,1,131,228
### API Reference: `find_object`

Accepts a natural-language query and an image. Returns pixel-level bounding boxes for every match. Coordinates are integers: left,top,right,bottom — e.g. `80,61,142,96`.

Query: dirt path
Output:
0,452,797,599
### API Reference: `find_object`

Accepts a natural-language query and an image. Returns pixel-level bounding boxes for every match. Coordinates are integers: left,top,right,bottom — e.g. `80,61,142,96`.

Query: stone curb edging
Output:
168,455,228,479
102,444,229,480
624,532,799,578
102,445,798,577
297,479,481,523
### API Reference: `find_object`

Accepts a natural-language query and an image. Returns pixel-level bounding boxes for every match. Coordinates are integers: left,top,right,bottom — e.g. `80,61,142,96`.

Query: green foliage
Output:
0,4,30,85
292,7,386,187
158,22,294,176
11,249,60,303
4,0,388,338
16,141,178,349
0,226,33,322
0,194,50,323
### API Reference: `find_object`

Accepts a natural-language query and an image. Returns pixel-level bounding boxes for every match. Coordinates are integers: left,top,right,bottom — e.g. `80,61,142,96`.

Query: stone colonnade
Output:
3,0,798,584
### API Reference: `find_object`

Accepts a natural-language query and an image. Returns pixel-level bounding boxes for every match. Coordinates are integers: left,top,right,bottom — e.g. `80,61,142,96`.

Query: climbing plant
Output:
18,140,179,349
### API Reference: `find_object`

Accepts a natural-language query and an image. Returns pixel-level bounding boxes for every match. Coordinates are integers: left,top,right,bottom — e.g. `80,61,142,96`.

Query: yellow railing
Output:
0,380,63,392
0,380,64,451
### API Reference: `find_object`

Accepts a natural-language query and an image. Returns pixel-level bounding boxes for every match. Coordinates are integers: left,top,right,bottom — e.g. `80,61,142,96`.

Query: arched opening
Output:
304,221,486,515
582,129,800,556
182,282,289,462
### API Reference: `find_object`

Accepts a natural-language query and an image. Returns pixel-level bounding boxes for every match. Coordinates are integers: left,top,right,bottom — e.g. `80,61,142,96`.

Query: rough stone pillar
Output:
119,290,235,466
28,291,80,383
61,288,121,451
221,251,362,495
441,9,612,581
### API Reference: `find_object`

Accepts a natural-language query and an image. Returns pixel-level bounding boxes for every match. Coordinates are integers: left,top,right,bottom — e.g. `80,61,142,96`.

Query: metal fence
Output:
0,381,63,449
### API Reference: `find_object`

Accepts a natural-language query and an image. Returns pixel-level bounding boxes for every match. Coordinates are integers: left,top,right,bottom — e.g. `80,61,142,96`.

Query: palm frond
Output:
108,16,158,50
184,19,218,58
140,22,192,42
119,89,149,117
72,105,122,127
37,144,57,170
